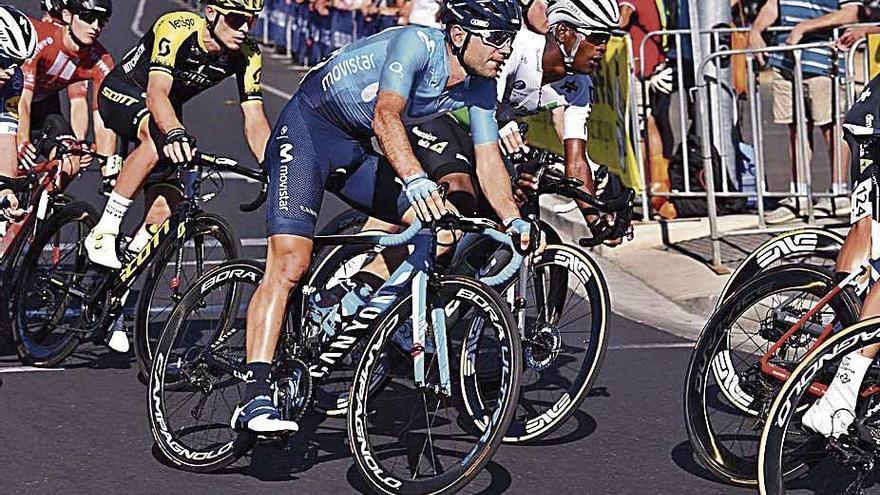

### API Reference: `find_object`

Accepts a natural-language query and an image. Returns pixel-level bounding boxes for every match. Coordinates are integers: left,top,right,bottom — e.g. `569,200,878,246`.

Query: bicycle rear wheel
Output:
134,213,240,379
11,201,98,366
347,275,521,494
148,260,258,472
684,263,860,486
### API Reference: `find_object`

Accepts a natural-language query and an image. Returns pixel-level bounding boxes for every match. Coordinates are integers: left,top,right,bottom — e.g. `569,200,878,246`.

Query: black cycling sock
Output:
351,271,385,292
244,362,272,401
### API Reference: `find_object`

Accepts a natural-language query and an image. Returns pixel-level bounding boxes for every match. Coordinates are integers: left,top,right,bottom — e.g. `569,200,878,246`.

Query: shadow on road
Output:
344,458,513,494
670,438,740,485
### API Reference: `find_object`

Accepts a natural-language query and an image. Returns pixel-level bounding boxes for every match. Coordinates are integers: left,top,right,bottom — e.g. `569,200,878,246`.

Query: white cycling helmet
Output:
0,5,37,64
546,0,619,31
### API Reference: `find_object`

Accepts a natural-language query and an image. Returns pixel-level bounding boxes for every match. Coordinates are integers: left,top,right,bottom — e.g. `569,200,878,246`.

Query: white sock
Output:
803,351,873,437
94,192,133,235
128,224,153,253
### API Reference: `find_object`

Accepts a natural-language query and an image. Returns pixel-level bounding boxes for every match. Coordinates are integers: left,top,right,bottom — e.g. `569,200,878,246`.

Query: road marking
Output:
132,0,293,100
607,342,694,351
0,366,65,374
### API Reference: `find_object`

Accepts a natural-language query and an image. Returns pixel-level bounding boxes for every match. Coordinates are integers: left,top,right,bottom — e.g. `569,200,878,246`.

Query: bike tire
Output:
347,275,522,495
683,263,860,487
715,228,843,309
466,243,609,443
758,316,880,495
10,201,98,366
148,260,259,472
133,213,240,379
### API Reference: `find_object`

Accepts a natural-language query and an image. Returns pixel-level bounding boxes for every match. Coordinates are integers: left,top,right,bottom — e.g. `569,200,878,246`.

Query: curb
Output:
539,196,709,341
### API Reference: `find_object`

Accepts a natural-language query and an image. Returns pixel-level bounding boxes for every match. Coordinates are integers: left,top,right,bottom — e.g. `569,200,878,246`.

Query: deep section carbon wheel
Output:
684,263,860,486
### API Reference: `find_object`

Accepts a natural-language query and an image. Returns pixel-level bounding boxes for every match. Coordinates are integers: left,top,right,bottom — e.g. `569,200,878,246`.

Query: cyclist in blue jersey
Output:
232,0,528,433
0,6,37,221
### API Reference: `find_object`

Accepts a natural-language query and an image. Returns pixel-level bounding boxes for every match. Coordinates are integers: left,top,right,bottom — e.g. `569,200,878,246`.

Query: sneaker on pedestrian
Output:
814,196,851,217
764,197,800,225
230,395,299,433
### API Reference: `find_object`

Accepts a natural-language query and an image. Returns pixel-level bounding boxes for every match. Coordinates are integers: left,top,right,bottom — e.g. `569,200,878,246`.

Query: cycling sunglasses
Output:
0,56,19,72
77,11,109,28
576,28,612,46
222,11,257,30
469,29,517,49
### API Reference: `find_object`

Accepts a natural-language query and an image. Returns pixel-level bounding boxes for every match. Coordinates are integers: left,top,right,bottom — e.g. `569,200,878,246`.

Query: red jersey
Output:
22,20,114,110
619,0,665,78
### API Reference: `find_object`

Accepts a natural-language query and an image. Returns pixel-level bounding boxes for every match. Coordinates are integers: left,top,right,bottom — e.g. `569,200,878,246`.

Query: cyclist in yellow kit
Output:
86,0,270,272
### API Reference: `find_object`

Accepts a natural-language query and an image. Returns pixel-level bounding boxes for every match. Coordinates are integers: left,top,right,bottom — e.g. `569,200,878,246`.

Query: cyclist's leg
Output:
234,96,345,433
88,81,162,268
803,76,880,436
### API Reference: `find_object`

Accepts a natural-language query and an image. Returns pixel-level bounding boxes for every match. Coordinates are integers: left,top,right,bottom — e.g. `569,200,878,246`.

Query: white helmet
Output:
546,0,619,31
0,5,37,64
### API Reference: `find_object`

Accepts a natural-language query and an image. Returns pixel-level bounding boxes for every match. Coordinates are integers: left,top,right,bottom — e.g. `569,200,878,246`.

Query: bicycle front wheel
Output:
134,213,240,379
759,317,880,495
11,201,98,366
469,244,609,443
347,275,522,494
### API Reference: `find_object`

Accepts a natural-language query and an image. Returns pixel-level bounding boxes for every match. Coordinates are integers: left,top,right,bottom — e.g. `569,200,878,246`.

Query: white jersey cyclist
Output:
496,26,593,141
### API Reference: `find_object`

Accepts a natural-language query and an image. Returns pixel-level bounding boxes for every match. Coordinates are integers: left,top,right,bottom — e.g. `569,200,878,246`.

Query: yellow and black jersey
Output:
112,11,262,105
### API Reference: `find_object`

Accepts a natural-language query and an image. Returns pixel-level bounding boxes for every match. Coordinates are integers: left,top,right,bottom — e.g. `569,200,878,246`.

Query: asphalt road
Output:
0,1,845,494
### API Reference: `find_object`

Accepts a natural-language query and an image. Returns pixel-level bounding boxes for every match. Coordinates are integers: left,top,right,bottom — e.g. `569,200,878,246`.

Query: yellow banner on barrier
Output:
868,33,880,80
519,36,643,192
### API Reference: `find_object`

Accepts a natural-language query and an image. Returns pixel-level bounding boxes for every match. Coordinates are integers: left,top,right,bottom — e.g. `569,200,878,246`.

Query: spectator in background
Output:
750,0,861,224
619,0,676,216
401,0,441,26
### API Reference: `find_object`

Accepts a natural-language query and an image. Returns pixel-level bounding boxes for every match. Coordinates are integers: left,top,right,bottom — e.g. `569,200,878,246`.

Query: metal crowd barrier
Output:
637,25,879,270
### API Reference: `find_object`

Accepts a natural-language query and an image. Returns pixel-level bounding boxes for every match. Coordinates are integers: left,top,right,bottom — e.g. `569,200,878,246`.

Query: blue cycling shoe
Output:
230,395,299,433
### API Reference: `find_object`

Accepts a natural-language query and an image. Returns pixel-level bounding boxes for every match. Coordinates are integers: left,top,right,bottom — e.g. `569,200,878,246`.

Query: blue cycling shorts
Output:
266,95,405,237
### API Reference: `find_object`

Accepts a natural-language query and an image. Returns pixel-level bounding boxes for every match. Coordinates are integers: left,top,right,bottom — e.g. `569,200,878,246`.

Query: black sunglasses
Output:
77,11,109,28
222,11,257,30
0,56,19,72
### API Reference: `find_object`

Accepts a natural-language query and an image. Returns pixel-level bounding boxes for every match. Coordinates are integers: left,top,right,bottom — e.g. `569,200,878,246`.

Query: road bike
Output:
148,216,524,494
311,147,635,442
0,128,104,345
9,152,262,368
684,123,880,487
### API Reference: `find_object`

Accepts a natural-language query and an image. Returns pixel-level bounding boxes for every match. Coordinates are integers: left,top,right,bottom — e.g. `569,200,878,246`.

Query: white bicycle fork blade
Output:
413,271,427,386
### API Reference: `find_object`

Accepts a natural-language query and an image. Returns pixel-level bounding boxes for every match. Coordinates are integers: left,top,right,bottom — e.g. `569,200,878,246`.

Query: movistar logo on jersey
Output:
320,53,377,92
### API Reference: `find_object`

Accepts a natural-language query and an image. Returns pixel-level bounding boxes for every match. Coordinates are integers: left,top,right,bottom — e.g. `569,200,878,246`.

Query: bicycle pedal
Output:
256,431,296,445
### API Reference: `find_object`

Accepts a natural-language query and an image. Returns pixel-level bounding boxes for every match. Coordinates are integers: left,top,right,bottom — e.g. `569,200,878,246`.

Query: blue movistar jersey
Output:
0,67,24,135
298,25,499,145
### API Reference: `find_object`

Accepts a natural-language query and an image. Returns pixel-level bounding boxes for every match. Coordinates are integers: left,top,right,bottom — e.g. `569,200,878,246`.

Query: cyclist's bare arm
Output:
241,101,271,162
372,91,426,179
15,88,34,152
146,72,184,134
474,142,521,221
68,82,89,141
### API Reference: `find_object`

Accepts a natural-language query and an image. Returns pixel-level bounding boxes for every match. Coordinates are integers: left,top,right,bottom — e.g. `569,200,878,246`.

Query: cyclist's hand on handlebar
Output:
513,171,538,206
404,172,447,222
17,141,37,170
499,121,527,156
162,127,197,164
503,217,545,254
0,189,25,221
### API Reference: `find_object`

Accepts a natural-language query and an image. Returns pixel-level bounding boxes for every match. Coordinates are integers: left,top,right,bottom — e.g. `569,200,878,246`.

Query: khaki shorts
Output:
771,69,843,127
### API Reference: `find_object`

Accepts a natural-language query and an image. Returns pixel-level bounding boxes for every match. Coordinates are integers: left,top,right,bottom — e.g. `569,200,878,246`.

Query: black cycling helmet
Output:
41,0,67,18
441,0,522,32
66,0,112,19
